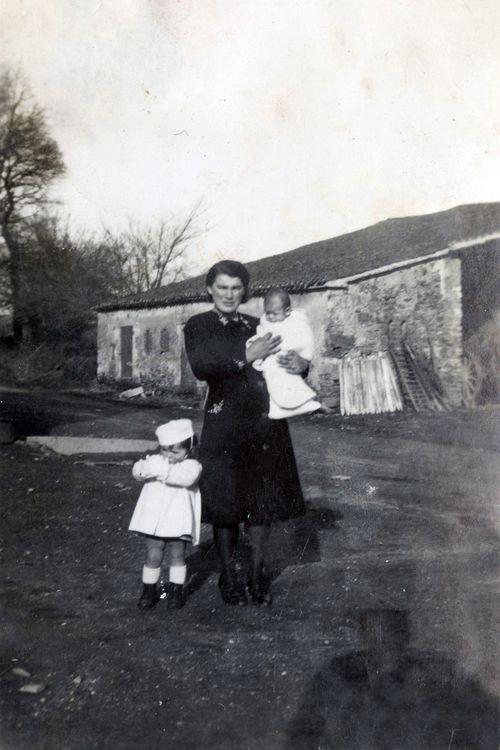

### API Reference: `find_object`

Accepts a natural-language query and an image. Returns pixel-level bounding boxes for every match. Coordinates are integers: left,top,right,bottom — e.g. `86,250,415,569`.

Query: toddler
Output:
250,287,324,419
129,418,202,610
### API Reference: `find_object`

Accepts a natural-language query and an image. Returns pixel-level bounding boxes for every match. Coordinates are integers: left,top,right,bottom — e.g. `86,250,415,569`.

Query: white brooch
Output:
208,400,224,414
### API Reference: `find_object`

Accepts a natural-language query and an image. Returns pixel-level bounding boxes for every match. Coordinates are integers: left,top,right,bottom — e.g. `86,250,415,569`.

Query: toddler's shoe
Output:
137,583,160,610
166,583,186,609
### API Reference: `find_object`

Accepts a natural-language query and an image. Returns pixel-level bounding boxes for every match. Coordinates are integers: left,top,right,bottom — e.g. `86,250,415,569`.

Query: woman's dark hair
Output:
205,260,251,304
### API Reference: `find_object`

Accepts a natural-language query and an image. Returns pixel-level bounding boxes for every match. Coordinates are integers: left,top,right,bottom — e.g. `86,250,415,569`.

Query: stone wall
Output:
97,302,211,391
321,257,463,405
97,292,339,399
97,255,464,405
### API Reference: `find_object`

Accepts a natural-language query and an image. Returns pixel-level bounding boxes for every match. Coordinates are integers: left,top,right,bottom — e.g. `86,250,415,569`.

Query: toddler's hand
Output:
132,454,169,481
132,459,147,480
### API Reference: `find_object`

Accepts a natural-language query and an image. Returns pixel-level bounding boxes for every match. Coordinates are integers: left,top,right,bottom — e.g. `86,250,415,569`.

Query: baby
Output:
250,287,324,419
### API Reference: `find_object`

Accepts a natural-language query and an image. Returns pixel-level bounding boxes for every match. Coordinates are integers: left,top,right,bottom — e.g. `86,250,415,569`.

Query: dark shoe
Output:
218,573,247,606
138,583,160,610
166,583,186,610
248,569,272,606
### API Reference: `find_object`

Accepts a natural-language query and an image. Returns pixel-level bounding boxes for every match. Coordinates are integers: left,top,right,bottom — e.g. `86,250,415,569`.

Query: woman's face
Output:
207,273,245,316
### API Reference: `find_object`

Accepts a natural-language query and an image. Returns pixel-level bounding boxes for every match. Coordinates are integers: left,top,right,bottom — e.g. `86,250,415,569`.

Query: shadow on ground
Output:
286,609,499,750
1,396,83,439
184,505,342,601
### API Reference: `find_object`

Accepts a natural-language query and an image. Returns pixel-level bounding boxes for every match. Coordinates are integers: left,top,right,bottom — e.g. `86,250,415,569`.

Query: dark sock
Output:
213,524,239,580
248,523,270,581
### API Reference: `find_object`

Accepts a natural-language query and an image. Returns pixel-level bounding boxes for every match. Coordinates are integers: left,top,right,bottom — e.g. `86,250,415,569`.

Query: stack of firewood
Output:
339,351,403,415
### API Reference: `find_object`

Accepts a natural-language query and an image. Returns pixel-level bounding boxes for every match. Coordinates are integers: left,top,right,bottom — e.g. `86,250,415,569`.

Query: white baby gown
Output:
129,454,202,544
251,308,321,419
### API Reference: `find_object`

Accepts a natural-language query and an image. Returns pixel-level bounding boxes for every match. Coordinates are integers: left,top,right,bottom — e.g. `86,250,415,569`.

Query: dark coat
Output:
184,309,305,526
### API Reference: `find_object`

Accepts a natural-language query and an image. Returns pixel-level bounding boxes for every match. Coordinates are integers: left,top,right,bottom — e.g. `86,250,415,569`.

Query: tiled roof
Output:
97,202,500,311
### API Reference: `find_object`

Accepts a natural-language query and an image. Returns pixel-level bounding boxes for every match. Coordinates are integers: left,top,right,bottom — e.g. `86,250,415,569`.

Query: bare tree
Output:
0,68,65,337
116,203,204,294
0,237,9,305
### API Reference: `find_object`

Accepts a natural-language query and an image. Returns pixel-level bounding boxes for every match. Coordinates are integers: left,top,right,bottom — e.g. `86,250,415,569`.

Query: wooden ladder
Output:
390,345,448,412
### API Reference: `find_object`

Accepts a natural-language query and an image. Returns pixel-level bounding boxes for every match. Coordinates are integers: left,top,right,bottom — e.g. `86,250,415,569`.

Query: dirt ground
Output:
0,390,499,749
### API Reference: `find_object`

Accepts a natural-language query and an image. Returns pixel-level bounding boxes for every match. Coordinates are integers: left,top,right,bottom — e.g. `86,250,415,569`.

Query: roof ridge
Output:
97,202,500,312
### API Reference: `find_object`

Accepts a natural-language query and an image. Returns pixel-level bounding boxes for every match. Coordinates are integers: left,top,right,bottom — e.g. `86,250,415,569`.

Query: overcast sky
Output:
2,0,500,273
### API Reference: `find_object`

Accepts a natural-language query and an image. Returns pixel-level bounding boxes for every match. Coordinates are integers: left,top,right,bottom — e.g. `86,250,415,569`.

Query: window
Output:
160,328,170,352
144,329,153,354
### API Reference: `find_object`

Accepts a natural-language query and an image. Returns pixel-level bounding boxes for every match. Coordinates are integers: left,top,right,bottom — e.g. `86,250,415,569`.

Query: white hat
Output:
155,419,194,447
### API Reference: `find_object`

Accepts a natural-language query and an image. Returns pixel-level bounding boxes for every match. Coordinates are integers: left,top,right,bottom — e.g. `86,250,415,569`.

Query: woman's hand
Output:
245,333,282,363
277,350,309,374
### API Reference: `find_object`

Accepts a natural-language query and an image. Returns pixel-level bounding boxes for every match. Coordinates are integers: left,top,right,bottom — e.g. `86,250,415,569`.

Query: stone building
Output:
96,203,500,408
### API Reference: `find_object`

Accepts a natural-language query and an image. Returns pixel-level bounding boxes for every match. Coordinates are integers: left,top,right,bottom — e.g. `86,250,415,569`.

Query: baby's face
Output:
264,297,290,323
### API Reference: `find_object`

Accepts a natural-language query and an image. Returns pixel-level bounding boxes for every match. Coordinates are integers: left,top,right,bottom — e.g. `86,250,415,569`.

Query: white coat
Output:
128,454,202,544
252,308,321,419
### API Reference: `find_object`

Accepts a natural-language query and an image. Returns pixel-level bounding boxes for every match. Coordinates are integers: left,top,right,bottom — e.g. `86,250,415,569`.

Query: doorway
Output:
120,326,133,379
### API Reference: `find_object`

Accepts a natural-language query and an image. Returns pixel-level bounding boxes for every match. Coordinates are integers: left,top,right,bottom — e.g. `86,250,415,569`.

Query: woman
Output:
184,260,307,606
